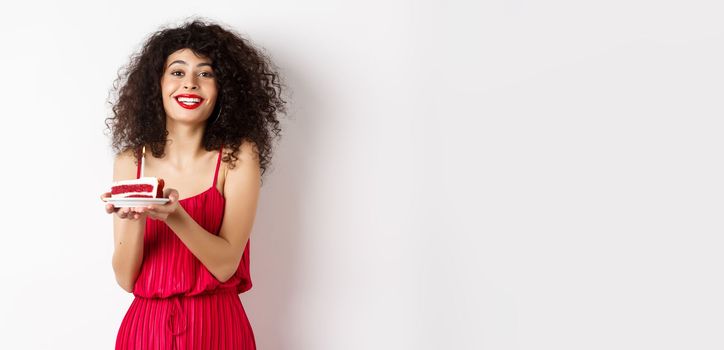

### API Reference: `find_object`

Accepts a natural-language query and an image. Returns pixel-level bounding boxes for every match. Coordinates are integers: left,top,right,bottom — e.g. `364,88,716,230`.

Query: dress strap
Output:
213,144,224,187
136,148,142,179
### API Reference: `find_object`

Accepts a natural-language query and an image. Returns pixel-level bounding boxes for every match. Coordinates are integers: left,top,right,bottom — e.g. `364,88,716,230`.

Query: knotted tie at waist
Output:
166,295,187,336
147,289,237,337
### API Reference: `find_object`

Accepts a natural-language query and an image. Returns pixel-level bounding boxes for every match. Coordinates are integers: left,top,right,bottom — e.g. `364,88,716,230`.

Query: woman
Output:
100,19,286,349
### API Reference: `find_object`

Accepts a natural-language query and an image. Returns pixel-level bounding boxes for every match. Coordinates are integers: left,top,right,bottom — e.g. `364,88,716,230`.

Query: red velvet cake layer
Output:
112,184,154,194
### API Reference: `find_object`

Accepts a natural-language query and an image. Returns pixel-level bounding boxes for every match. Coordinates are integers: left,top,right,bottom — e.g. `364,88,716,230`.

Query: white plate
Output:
102,197,170,208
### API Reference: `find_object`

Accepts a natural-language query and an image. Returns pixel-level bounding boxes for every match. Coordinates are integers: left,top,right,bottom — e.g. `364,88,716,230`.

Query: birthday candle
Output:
141,146,145,178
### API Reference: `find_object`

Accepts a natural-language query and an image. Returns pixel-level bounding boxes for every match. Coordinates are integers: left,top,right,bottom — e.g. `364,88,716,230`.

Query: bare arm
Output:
109,150,146,292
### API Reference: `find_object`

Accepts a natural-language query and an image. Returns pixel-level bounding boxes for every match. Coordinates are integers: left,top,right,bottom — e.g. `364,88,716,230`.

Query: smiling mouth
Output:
174,95,204,109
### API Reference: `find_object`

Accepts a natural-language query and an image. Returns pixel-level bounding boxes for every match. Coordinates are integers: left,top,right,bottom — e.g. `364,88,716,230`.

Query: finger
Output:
148,205,169,215
144,208,159,219
105,204,115,214
144,210,156,220
163,188,179,202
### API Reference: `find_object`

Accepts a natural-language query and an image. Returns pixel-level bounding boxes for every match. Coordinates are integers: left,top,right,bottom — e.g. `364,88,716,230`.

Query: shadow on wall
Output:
239,60,321,349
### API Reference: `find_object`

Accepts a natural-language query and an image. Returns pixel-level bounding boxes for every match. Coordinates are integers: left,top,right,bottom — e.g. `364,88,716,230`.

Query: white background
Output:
0,1,722,349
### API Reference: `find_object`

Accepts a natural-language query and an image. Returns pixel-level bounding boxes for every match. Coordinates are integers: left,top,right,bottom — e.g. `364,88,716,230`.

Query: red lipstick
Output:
174,94,204,109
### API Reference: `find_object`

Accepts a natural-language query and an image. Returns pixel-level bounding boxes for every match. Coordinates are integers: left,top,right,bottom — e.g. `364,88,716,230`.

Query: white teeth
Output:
177,97,201,103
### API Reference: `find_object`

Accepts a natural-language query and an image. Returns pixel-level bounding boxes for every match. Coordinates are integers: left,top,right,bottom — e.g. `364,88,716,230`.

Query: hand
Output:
132,188,180,222
100,192,147,221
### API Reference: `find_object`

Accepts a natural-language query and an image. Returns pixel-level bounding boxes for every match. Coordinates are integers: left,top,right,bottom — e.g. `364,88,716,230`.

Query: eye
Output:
199,71,215,78
170,70,184,77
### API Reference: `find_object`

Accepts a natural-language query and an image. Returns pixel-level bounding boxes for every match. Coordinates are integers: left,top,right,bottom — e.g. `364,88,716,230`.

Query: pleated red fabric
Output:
116,147,256,349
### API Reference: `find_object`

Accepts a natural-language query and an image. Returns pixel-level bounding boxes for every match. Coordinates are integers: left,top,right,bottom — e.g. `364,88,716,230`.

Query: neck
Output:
163,118,208,169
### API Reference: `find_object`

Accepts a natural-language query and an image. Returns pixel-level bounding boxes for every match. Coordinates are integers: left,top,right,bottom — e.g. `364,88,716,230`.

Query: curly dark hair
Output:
105,18,287,183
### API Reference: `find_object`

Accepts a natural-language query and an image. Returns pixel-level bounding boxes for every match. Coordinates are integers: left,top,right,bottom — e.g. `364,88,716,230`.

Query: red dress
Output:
116,147,256,349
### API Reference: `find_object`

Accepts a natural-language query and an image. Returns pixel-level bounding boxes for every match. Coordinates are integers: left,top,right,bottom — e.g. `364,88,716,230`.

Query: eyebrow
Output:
167,60,213,69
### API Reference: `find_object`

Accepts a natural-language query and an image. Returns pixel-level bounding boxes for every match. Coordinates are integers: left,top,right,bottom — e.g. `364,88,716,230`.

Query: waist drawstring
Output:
166,295,187,336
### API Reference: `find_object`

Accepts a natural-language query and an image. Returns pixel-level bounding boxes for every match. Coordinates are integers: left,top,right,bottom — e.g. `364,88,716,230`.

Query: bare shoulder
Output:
112,149,138,182
222,141,261,195
225,140,260,171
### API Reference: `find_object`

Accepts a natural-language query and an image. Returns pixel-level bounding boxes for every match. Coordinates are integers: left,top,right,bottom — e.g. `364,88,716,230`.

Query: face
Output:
160,48,218,124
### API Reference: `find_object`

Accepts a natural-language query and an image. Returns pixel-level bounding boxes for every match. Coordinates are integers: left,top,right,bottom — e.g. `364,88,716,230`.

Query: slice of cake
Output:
111,177,165,198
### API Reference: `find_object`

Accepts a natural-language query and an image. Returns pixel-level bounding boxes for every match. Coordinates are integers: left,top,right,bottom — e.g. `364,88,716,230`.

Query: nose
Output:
183,76,198,90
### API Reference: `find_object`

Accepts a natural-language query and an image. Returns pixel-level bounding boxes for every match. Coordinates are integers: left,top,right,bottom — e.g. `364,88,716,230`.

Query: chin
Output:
168,110,211,121
166,115,208,125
